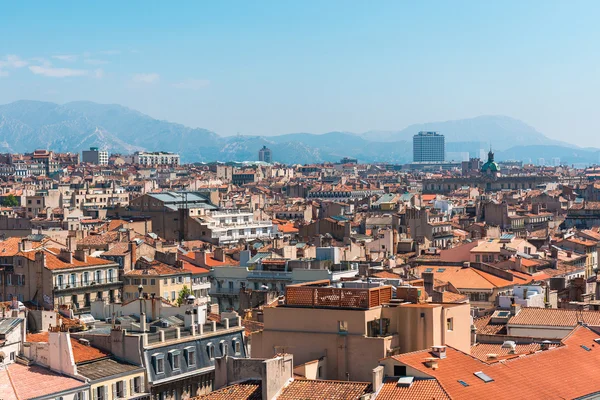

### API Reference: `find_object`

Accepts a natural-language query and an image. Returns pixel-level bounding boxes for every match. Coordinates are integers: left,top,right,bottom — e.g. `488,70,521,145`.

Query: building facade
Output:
413,131,445,162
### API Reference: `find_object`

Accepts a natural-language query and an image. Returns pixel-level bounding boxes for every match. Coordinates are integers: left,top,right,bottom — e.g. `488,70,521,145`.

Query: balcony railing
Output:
55,278,121,291
247,271,292,280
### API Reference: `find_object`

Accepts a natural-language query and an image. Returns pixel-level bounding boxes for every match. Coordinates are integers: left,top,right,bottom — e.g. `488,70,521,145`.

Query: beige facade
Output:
252,291,470,382
4,248,120,310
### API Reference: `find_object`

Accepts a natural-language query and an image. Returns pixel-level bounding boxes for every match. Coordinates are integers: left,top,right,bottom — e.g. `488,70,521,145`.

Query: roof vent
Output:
424,357,439,370
540,340,552,350
431,345,447,359
78,338,90,346
486,353,498,360
501,341,516,353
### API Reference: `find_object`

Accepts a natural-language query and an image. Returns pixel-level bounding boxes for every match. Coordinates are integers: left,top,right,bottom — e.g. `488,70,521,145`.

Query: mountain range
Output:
0,100,596,165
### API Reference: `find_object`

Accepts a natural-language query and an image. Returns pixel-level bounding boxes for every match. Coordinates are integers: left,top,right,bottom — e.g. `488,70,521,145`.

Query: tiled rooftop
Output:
508,307,600,327
390,325,600,400
376,377,450,400
192,380,262,399
278,379,371,400
6,362,86,399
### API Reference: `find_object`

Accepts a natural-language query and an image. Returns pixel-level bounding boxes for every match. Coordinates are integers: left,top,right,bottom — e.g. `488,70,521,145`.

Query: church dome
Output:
481,149,500,173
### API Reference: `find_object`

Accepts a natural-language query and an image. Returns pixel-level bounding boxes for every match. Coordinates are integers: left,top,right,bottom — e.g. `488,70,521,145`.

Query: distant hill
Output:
362,115,574,150
0,100,590,164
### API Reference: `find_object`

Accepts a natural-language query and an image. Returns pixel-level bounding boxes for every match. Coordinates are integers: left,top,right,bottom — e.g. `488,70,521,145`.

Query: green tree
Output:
2,194,18,207
176,285,192,306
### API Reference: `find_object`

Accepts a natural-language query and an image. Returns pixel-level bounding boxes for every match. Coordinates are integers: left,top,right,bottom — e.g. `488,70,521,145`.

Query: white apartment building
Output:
133,151,180,166
192,209,275,245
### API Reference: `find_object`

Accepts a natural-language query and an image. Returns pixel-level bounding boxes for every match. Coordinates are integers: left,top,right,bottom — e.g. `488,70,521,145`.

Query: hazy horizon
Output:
1,1,599,146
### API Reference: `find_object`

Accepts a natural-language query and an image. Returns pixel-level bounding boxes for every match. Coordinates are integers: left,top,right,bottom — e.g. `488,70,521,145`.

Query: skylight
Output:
474,371,494,383
581,345,592,352
458,380,469,387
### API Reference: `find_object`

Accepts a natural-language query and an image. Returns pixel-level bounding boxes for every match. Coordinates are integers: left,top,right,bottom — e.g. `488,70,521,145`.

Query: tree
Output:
176,285,192,306
2,194,18,207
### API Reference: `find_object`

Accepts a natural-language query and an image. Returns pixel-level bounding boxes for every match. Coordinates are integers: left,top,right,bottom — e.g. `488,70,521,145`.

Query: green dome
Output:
481,149,499,173
481,161,500,173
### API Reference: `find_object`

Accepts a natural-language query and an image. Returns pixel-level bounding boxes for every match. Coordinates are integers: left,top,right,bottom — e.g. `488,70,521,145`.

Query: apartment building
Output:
189,209,274,245
4,247,121,312
133,151,180,166
251,281,470,382
123,258,192,304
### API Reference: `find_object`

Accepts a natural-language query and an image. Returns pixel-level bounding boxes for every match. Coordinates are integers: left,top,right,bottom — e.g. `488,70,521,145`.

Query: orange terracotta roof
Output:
470,342,542,362
390,325,600,400
508,307,600,327
26,332,109,363
413,266,530,290
472,315,506,335
278,379,371,400
192,380,261,399
371,271,402,279
376,377,450,400
41,249,114,270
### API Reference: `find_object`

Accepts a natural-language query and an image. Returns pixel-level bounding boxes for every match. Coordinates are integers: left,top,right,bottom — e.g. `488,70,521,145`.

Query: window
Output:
151,279,156,285
171,278,176,284
171,291,175,300
338,320,348,334
170,350,181,370
185,347,196,366
163,278,168,285
133,376,143,393
153,354,165,374
233,339,241,355
96,386,105,400
475,255,481,263
394,365,407,376
447,317,454,331
9,351,15,361
474,371,494,383
207,343,215,359
163,292,169,300
178,276,183,284
220,341,228,356
142,278,147,285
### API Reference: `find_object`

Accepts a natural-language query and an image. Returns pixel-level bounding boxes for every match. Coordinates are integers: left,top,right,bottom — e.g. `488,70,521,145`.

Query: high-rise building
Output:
82,147,108,165
413,131,445,162
258,146,272,163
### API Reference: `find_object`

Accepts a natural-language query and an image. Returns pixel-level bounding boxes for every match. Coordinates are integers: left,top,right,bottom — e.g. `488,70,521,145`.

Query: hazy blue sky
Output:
0,1,598,145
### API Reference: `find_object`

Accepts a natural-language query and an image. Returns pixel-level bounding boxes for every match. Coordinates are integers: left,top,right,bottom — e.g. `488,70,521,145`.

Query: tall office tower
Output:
413,131,445,162
258,146,272,163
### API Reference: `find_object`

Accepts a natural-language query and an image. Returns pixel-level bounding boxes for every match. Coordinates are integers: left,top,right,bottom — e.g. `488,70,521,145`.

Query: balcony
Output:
285,283,393,310
210,288,239,297
54,278,122,293
247,270,292,281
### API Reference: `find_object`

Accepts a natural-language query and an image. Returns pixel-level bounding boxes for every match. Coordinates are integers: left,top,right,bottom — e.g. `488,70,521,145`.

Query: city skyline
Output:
1,1,600,146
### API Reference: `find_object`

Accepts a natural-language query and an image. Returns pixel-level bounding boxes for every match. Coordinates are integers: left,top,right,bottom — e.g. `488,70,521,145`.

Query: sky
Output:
0,1,599,145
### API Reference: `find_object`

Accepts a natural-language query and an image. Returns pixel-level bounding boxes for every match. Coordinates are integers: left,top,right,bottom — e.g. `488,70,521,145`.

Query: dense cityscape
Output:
4,1,600,398
0,131,597,399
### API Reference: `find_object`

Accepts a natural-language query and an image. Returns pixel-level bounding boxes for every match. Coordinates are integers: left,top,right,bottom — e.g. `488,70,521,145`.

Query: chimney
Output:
510,303,521,316
195,251,209,267
371,366,384,394
129,240,138,268
67,235,76,252
74,249,87,263
59,249,73,264
214,247,225,262
422,272,434,299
